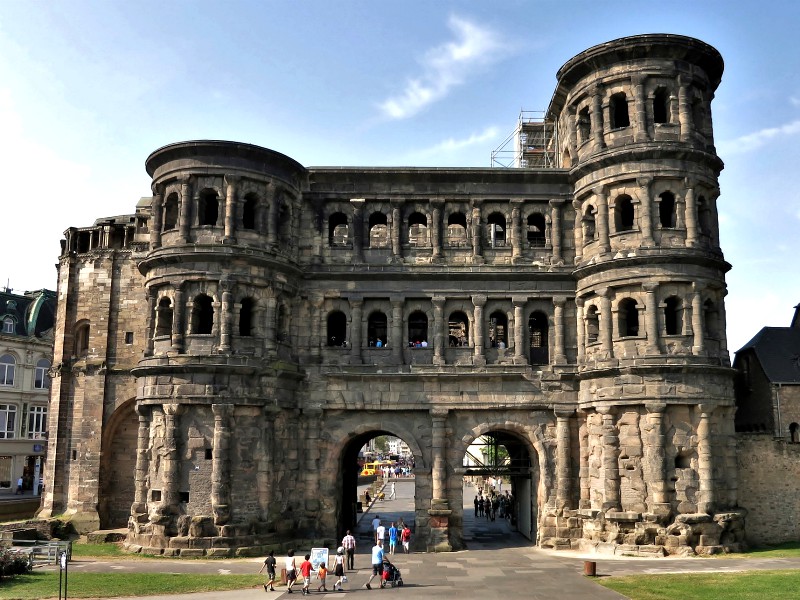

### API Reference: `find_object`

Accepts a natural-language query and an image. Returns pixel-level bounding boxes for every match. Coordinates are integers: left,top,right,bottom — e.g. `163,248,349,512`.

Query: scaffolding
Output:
490,110,558,169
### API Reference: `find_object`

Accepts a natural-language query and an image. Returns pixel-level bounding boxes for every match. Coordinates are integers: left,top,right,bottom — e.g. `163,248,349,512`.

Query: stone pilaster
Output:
150,188,163,249
512,297,526,364
633,74,649,142
697,404,715,514
575,297,585,364
159,403,183,518
553,296,567,364
555,410,573,512
645,402,671,514
431,200,443,262
510,203,522,262
391,298,404,364
428,408,452,551
598,288,613,358
684,179,699,247
223,175,238,243
264,296,277,356
643,282,660,355
145,289,156,357
211,403,233,525
572,199,583,263
178,177,192,244
578,411,590,509
591,84,606,150
350,198,365,263
678,75,693,143
472,295,486,366
598,406,620,512
349,297,363,365
130,404,151,519
470,202,483,263
266,187,279,248
595,186,610,253
171,286,185,353
432,296,446,365
218,281,232,352
691,287,705,355
549,199,563,264
638,177,655,247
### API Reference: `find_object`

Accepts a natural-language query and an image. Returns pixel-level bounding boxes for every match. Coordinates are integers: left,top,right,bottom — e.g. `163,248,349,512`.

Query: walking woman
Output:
285,549,298,593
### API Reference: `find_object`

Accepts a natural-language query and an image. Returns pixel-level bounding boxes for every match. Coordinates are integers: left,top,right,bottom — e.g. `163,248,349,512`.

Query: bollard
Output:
583,560,597,577
281,567,288,584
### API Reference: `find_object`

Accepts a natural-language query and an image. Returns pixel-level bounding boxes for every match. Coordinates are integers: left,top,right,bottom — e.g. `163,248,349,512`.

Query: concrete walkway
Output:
36,479,800,600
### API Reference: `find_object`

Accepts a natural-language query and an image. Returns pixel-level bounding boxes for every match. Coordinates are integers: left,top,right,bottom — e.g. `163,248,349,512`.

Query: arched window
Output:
329,212,349,246
408,311,428,346
664,296,683,335
527,213,546,248
163,193,179,231
659,192,676,228
34,359,50,389
586,306,599,344
615,195,635,232
488,311,508,348
198,190,219,226
75,322,90,356
156,297,173,337
2,317,14,334
277,303,289,343
529,312,548,365
487,212,506,247
446,212,467,247
697,195,712,236
610,92,630,128
242,193,258,230
327,311,347,346
448,311,469,347
562,148,572,169
367,312,388,347
192,294,214,335
704,299,719,339
578,107,591,143
618,298,639,337
790,423,800,444
408,212,428,247
0,355,15,386
653,88,670,124
239,298,254,336
583,206,596,242
369,212,389,248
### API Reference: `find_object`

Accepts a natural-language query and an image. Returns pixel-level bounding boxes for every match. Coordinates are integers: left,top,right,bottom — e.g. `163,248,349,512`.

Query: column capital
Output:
596,287,612,299
432,296,446,308
553,296,568,307
637,176,653,190
390,295,404,306
471,294,487,307
163,403,183,417
554,408,575,419
348,296,364,307
575,296,586,308
683,176,697,190
135,403,151,418
512,295,527,307
224,174,240,186
212,403,235,419
549,198,566,207
593,185,607,198
642,282,659,293
350,197,366,212
430,407,449,419
596,405,616,416
646,402,667,414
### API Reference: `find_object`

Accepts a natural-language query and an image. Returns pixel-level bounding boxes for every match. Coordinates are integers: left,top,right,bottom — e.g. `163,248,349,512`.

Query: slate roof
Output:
736,327,800,384
0,289,57,339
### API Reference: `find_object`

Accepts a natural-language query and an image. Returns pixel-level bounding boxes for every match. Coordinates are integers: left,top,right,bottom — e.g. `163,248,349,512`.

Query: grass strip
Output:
599,569,800,600
0,571,266,599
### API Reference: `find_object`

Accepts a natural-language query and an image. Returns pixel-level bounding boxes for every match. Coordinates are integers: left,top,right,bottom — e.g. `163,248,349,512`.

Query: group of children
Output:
259,546,348,594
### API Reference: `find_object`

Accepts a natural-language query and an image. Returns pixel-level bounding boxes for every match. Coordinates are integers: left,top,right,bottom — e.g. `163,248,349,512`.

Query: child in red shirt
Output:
299,554,313,595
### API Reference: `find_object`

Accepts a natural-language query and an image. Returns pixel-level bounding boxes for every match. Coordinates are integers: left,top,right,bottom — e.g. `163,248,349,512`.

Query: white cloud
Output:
719,119,800,154
398,127,501,165
378,16,511,120
791,96,800,107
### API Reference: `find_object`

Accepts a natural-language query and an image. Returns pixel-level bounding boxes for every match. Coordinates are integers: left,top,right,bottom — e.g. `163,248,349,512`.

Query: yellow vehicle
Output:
359,460,394,477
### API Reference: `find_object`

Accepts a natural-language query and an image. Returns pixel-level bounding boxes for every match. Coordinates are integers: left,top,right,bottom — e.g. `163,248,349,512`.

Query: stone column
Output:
697,404,715,514
553,296,567,364
264,296,277,355
428,408,452,551
130,404,151,519
572,199,583,263
171,286,185,353
178,177,192,244
566,106,578,159
513,298,526,364
578,411,590,509
391,202,402,263
145,289,157,357
432,296,446,365
304,408,323,519
718,291,730,365
595,186,611,253
266,187,279,247
431,200,443,262
690,288,706,355
638,177,655,247
598,406,620,512
633,75,649,142
160,403,183,517
555,410,573,512
223,175,238,244
150,188,163,249
678,76,693,143
645,402,671,513
643,283,660,355
591,85,606,150
310,295,324,362
211,403,233,525
257,184,271,235
472,295,487,366
219,283,233,352
549,199,563,264
470,203,483,263
350,198,365,263
510,203,522,262
391,297,404,364
598,288,613,358
575,297,585,364
683,180,699,247
349,297,363,365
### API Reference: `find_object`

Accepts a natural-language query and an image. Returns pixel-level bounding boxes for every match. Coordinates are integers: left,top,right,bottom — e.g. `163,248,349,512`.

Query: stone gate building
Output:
39,34,747,556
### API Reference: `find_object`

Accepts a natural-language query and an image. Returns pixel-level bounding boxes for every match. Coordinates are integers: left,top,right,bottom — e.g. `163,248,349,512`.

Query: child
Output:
317,561,329,592
299,554,313,595
258,549,277,592
333,547,346,591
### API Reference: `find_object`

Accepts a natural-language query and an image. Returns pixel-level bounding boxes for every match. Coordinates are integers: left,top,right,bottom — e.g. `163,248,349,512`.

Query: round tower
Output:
550,35,744,553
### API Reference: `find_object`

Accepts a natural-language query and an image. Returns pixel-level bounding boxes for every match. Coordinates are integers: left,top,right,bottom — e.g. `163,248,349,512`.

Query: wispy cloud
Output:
415,126,501,157
378,16,511,120
790,96,800,107
719,119,800,154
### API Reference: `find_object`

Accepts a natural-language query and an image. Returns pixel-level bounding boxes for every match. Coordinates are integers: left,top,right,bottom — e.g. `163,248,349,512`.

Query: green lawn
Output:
0,572,267,599
599,569,800,600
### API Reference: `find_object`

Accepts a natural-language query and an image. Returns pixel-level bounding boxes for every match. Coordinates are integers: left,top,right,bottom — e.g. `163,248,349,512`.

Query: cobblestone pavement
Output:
37,479,800,600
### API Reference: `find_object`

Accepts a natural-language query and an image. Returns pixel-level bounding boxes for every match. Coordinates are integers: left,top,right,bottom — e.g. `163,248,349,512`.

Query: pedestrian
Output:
474,494,479,516
389,481,396,500
285,549,298,594
372,514,380,538
376,521,386,545
333,547,346,591
364,540,384,589
258,549,277,592
341,529,356,570
401,524,411,554
300,553,313,595
484,496,491,520
316,561,328,592
388,522,398,555
16,477,23,495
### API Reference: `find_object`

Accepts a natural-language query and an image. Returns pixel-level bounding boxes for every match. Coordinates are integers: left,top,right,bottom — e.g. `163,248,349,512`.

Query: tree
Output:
374,435,388,453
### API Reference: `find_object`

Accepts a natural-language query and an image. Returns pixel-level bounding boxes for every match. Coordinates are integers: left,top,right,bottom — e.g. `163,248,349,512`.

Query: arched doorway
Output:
98,398,139,528
461,430,539,544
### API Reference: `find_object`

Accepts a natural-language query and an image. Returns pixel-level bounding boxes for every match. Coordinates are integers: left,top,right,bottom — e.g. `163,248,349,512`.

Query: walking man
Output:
341,529,356,570
388,522,398,555
364,540,384,590
389,482,396,500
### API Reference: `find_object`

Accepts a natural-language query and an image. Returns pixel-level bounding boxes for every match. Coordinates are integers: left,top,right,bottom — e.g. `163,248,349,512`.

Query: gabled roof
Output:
736,327,800,384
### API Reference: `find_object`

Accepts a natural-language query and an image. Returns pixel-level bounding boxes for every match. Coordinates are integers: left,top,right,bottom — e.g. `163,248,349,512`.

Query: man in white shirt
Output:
376,523,386,545
341,530,356,570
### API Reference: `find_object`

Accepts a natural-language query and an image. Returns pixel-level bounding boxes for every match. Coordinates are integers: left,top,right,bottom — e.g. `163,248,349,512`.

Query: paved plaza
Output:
35,479,800,600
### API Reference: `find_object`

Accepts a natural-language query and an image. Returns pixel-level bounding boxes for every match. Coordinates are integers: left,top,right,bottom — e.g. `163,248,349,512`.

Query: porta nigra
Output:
39,34,748,557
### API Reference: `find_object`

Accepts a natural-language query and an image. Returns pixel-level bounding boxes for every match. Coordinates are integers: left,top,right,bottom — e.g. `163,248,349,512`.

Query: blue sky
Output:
1,0,798,353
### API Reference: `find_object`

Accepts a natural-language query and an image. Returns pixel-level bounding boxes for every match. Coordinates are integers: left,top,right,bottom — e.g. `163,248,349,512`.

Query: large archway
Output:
460,428,541,545
98,398,138,528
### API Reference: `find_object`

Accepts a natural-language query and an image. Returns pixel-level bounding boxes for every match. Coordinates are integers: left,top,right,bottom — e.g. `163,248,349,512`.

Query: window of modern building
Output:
198,190,219,226
34,359,50,389
610,92,630,128
242,193,258,230
367,312,388,347
27,406,47,440
329,212,349,246
239,298,254,336
192,295,214,335
0,404,16,438
408,311,428,346
163,193,179,231
327,311,347,346
618,298,639,337
527,213,546,248
489,311,508,347
2,317,14,334
448,312,469,347
369,212,389,248
0,355,15,386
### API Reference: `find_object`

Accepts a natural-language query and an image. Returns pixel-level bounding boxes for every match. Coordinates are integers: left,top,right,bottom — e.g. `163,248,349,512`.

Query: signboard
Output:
310,547,329,571
33,444,43,453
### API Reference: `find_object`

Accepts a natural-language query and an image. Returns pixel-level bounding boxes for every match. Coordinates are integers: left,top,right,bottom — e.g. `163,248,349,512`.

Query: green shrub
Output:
0,548,33,580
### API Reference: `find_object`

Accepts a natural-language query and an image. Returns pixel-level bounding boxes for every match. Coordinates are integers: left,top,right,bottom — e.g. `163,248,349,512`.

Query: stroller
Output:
381,557,404,587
